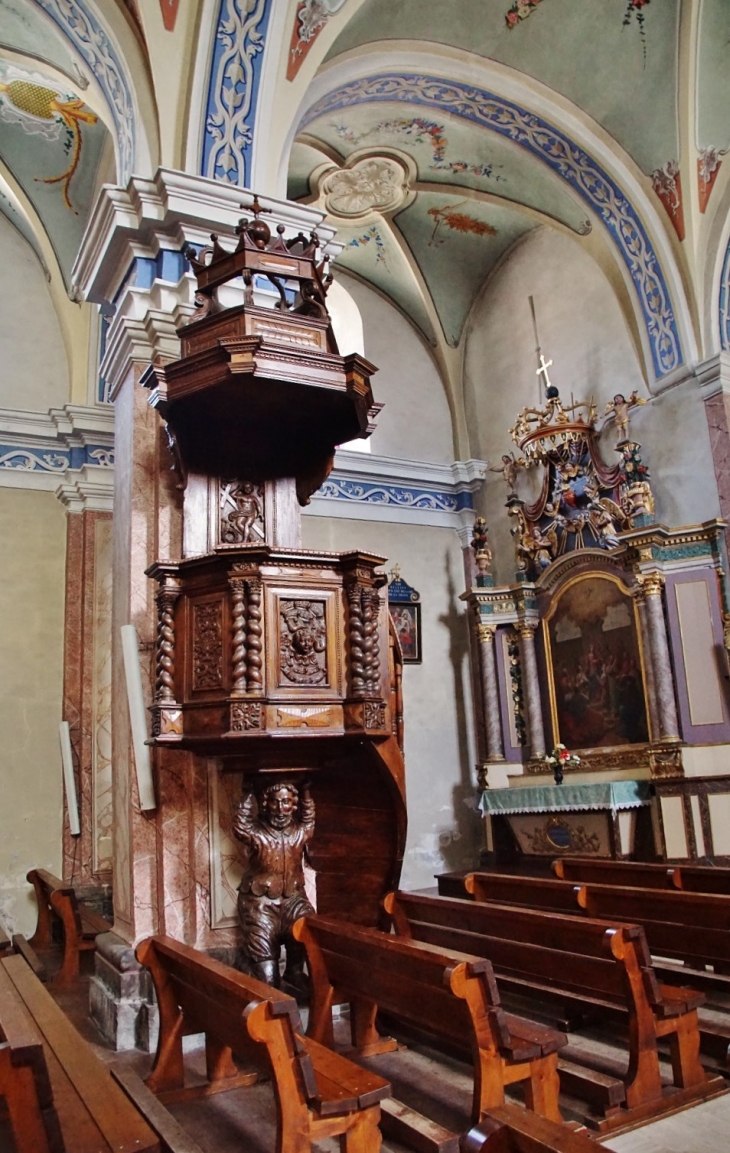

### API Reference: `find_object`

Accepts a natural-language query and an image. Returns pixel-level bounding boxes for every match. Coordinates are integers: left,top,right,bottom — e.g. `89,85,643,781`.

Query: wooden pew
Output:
675,864,730,895
0,951,159,1152
293,914,566,1130
137,934,389,1153
553,857,730,897
387,890,723,1131
26,869,112,987
553,859,678,890
464,872,730,1065
462,1104,599,1153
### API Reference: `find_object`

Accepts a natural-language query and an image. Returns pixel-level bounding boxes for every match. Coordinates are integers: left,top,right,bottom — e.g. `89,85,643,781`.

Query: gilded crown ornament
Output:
497,298,655,581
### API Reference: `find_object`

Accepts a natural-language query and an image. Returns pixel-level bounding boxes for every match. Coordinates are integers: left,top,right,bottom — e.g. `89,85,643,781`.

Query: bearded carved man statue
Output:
232,780,315,988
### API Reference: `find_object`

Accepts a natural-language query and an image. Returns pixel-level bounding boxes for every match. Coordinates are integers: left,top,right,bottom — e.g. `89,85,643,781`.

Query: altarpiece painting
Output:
544,574,649,751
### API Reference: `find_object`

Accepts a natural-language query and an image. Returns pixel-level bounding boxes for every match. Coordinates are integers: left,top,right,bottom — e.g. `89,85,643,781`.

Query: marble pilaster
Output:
62,510,114,890
518,621,546,758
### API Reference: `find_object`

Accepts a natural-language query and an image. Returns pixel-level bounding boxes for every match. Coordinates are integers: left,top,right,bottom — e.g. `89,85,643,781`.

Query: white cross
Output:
536,353,553,391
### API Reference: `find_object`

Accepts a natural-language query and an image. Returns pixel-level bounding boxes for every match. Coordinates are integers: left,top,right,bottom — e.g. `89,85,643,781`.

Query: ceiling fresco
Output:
332,216,437,344
696,0,730,155
394,192,534,346
0,59,109,286
299,99,591,234
324,0,680,176
0,0,78,75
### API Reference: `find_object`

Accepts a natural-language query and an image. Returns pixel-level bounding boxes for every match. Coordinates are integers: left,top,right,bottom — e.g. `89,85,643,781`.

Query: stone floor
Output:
50,967,730,1152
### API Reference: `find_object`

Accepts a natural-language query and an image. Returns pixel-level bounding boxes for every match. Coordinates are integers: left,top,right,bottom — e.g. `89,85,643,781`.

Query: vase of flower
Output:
540,743,580,784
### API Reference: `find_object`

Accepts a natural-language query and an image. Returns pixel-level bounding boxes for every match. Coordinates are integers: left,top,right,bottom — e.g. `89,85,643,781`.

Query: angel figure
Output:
589,498,622,548
489,452,524,495
603,391,646,440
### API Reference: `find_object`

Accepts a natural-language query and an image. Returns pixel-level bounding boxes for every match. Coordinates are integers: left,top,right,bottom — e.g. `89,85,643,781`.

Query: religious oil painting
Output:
390,602,422,664
545,575,649,751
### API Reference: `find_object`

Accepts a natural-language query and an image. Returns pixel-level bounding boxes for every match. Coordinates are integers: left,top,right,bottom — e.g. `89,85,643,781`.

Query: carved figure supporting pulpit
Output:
233,781,315,988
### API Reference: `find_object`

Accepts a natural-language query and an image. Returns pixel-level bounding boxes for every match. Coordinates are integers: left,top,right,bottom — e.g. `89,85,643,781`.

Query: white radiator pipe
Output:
59,721,80,836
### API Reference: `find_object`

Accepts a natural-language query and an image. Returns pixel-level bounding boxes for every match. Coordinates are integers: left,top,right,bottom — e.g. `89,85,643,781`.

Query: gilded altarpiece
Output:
464,380,730,862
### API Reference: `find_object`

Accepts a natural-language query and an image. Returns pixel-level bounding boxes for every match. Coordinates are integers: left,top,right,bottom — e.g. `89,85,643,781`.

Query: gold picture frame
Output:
542,571,652,753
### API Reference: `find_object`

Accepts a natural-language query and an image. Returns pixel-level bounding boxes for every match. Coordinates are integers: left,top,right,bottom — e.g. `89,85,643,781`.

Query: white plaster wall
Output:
463,227,719,584
335,272,455,464
302,514,483,888
0,216,69,410
0,489,66,935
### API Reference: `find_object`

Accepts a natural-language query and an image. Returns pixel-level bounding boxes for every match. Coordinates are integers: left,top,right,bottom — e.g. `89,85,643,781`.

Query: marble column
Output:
477,623,505,763
518,621,546,758
641,574,681,742
633,587,660,741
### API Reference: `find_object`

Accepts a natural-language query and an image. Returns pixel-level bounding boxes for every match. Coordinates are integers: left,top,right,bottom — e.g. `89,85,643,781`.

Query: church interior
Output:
3,1,730,1150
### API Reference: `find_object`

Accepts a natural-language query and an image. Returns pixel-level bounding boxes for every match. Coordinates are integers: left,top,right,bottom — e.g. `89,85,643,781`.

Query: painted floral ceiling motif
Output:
300,101,592,235
325,0,679,177
0,57,110,287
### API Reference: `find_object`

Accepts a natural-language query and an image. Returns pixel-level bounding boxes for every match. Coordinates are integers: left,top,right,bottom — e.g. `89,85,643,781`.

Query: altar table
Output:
478,780,652,860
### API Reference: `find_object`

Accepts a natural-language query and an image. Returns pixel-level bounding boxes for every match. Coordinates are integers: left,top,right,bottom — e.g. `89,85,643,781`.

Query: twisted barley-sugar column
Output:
518,620,546,758
229,577,247,695
245,577,264,694
633,585,660,740
346,582,366,697
362,586,382,694
641,573,680,742
477,622,505,762
155,582,181,703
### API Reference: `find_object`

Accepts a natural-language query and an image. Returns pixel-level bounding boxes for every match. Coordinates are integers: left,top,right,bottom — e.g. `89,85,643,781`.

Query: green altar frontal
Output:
478,781,652,859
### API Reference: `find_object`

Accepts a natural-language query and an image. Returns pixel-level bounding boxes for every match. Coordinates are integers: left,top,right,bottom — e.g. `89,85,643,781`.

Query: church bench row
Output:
26,868,112,988
553,857,730,895
385,890,724,1131
459,871,730,1048
136,934,390,1153
0,951,159,1152
293,912,566,1133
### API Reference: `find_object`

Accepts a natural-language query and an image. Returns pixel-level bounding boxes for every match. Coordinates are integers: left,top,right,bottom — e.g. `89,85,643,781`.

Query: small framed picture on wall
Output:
388,566,422,664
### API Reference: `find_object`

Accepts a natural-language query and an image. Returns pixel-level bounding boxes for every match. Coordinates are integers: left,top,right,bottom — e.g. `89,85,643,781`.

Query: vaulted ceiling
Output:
286,0,729,383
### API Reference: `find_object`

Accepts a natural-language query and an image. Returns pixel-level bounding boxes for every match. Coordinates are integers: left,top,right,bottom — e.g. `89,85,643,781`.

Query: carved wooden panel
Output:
218,480,265,547
267,587,341,698
191,598,225,692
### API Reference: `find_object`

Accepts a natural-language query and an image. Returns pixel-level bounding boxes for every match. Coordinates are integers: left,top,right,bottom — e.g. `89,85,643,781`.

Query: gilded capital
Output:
517,620,537,639
477,624,495,643
640,572,665,597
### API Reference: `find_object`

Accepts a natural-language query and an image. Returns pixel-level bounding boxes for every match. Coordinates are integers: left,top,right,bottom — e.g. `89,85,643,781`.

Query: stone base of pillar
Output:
89,932,158,1052
477,761,512,790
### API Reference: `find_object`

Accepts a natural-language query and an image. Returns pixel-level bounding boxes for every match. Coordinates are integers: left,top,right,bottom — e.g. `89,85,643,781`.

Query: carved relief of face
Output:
262,785,298,829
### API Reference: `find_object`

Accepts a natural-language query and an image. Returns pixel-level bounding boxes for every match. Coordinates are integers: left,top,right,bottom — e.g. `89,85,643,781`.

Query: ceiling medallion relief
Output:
319,153,413,221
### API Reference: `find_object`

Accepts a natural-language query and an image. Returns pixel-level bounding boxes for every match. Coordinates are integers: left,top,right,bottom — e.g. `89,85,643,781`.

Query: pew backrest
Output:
137,935,318,1106
294,913,513,1056
387,889,662,1017
553,858,679,890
